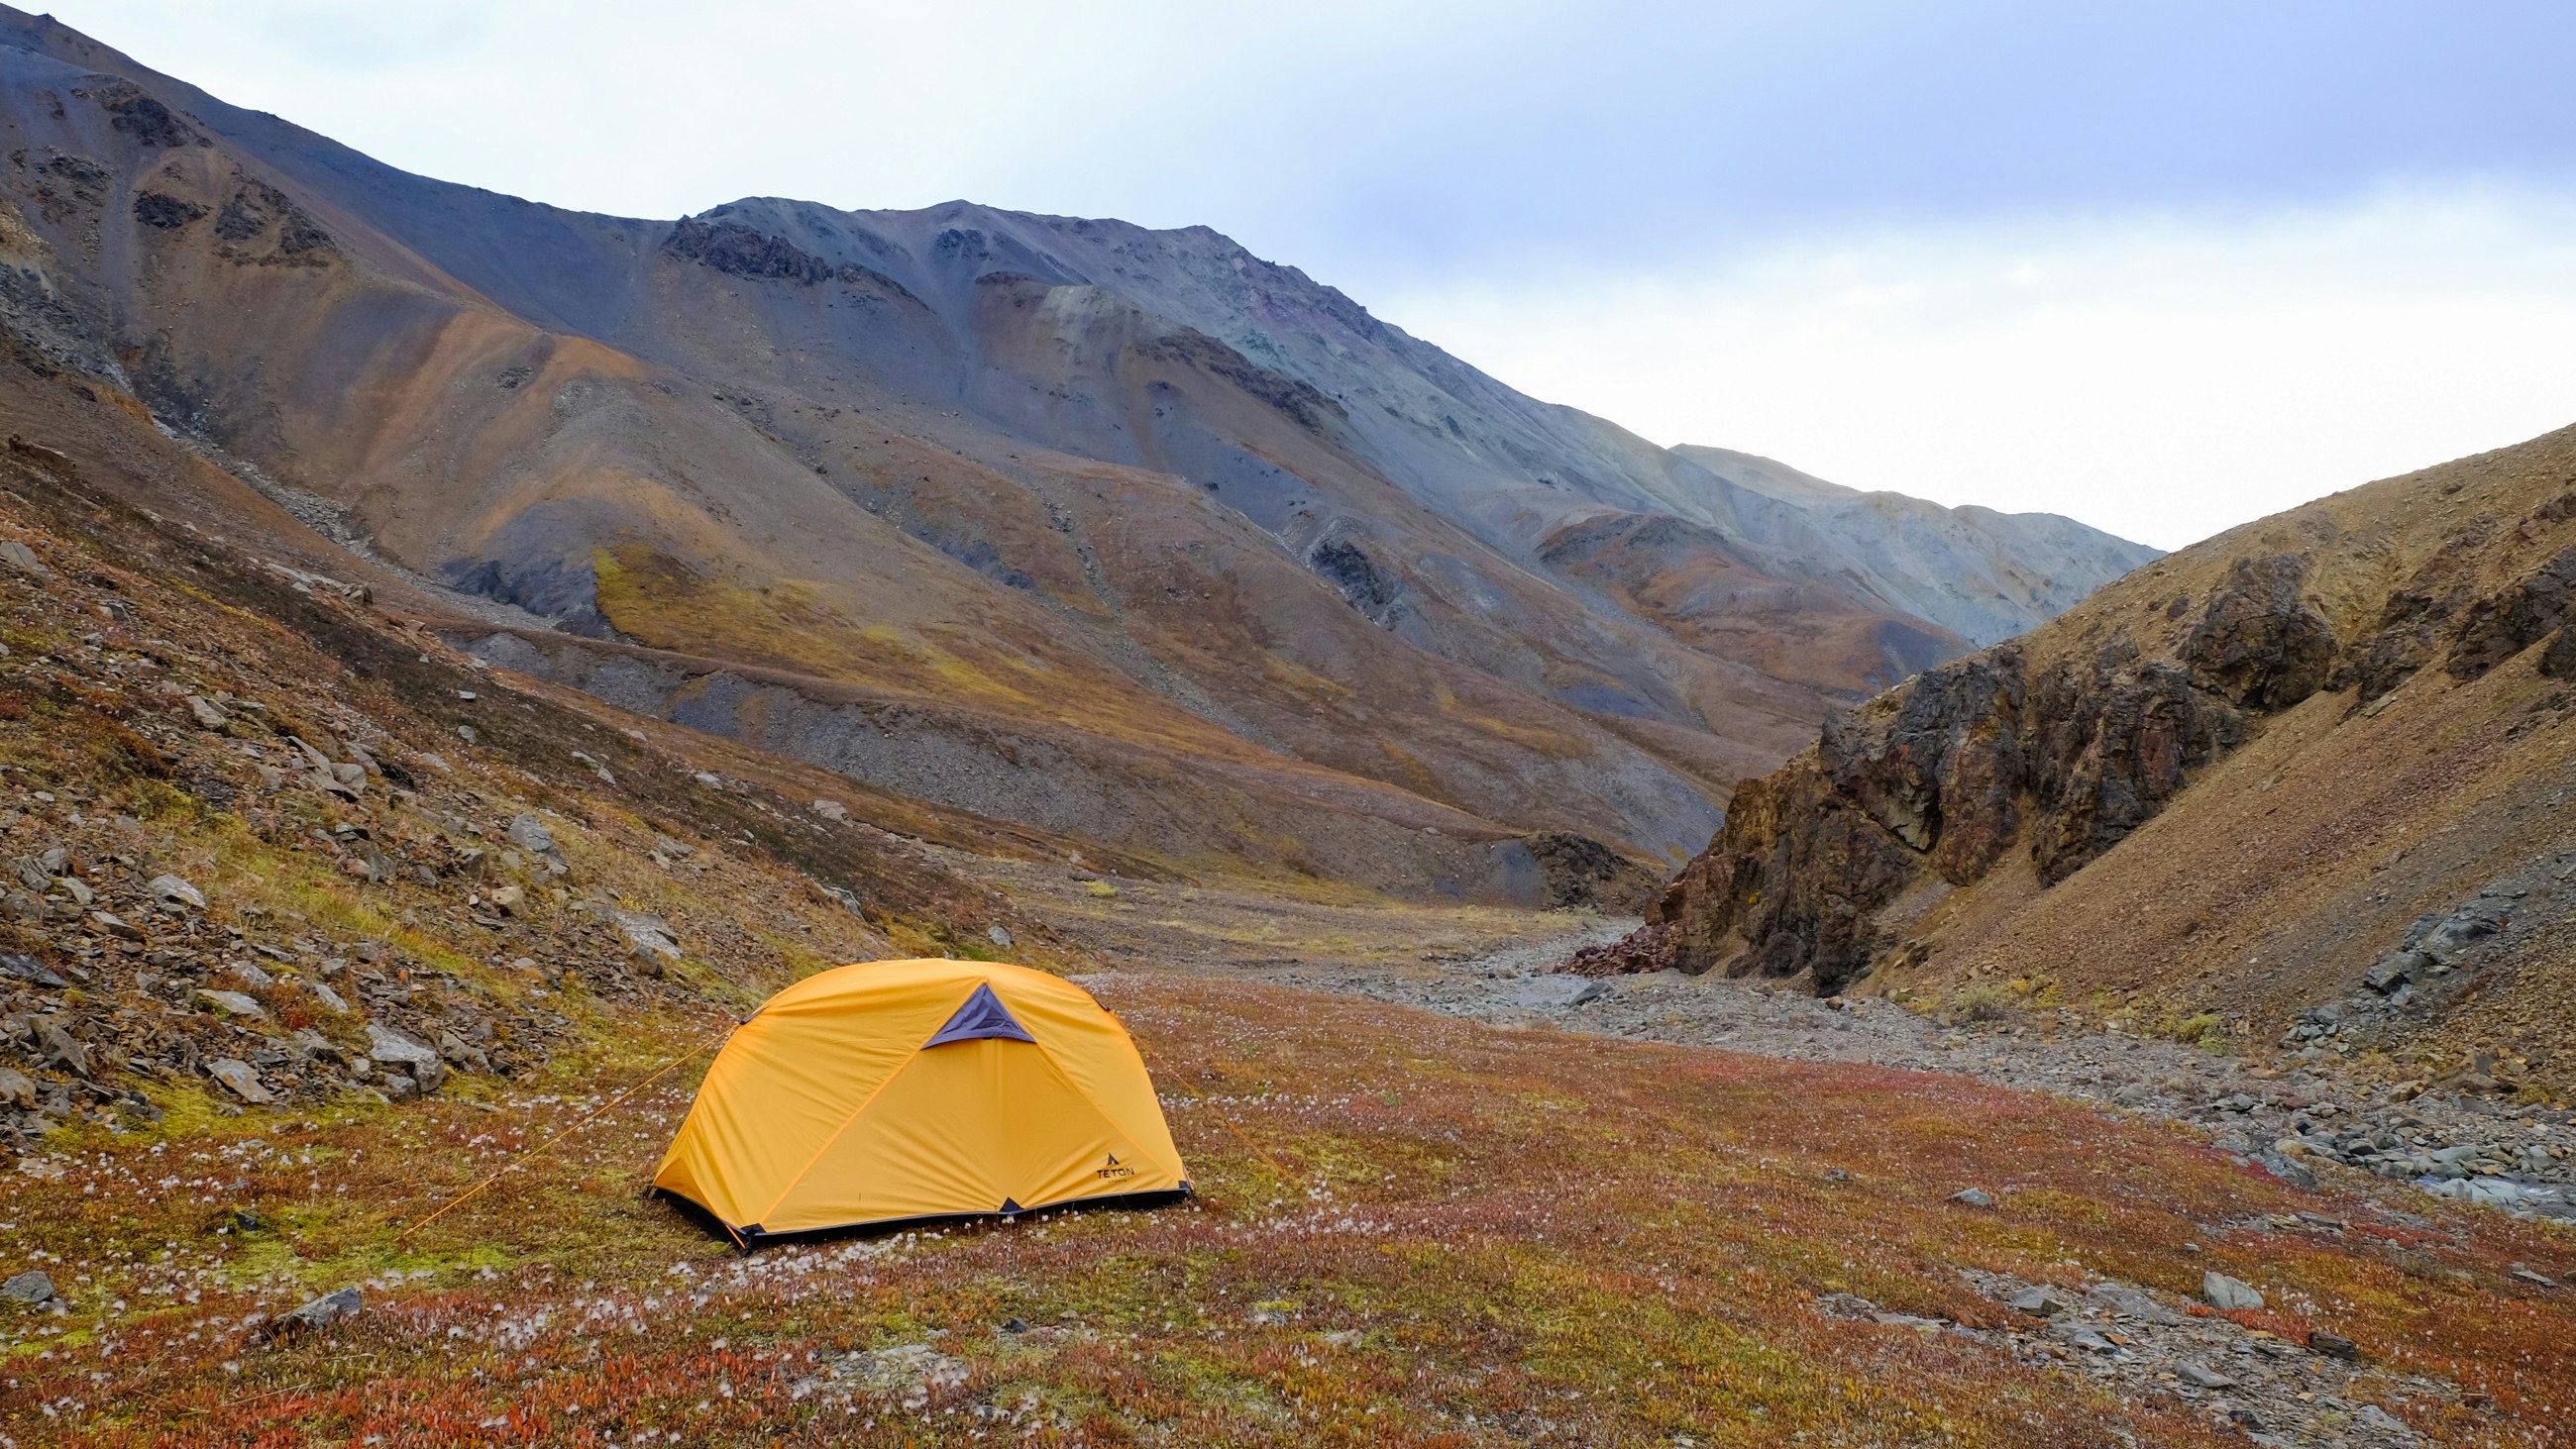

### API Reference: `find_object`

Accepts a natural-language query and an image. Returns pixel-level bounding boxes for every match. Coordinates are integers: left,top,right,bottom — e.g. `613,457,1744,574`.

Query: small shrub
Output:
1947,983,2016,1024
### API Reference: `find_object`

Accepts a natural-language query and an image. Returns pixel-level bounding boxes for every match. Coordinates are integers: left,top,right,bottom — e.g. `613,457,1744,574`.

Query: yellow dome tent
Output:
653,958,1190,1245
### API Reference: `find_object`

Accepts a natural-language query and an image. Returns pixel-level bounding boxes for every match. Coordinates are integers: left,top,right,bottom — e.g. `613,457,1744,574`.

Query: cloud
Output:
1375,186,2576,550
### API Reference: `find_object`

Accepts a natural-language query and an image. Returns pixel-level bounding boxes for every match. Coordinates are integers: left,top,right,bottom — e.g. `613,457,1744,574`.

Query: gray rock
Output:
195,988,266,1018
0,540,47,577
1949,1188,1994,1207
206,1058,273,1104
2005,1285,2075,1317
2177,1362,2236,1389
365,1023,440,1066
586,903,681,966
2354,1404,2408,1434
2058,1325,2117,1353
2086,1284,2183,1325
987,925,1014,950
90,910,143,941
0,953,65,988
306,980,350,1013
2310,1332,2360,1360
2,1270,56,1305
35,1018,88,1076
1514,976,1608,1008
2255,1150,2317,1190
811,799,849,823
507,813,560,860
408,1056,448,1093
271,1286,362,1334
2201,1271,2265,1310
186,695,230,730
2362,951,2426,994
0,1066,35,1109
2419,908,2501,958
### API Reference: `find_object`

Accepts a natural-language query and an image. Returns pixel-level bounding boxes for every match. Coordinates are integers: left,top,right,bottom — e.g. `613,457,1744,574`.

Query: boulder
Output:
269,1287,361,1335
1515,976,1607,1008
206,1058,273,1104
2,1270,56,1305
0,1066,35,1109
194,989,267,1019
90,911,144,941
35,1018,89,1076
2086,1284,2183,1325
589,904,681,966
2200,1272,2264,1310
147,875,206,910
2362,951,2426,994
506,813,566,872
365,1024,440,1068
408,1056,448,1093
0,539,47,577
2005,1286,2074,1317
186,694,230,730
0,953,65,988
1949,1188,1994,1207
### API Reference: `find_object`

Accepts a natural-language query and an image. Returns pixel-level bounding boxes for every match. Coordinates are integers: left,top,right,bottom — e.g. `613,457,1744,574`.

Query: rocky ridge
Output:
1571,425,2576,1086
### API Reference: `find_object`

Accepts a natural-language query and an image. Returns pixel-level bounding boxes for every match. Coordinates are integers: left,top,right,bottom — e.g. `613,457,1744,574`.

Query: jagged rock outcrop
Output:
2445,543,2576,682
1569,561,2342,990
1572,444,2576,998
2180,555,2333,709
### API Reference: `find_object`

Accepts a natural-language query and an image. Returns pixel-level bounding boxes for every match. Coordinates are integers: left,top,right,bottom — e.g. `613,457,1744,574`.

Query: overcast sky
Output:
42,0,2576,549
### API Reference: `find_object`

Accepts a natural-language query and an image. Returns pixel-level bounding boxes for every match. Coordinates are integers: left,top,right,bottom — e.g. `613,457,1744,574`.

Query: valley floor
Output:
0,470,2569,1447
10,963,2576,1448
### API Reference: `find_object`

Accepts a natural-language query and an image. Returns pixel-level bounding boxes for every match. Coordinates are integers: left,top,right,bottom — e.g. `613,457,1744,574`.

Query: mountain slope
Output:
0,8,2146,900
1577,423,2576,1094
1674,445,2165,647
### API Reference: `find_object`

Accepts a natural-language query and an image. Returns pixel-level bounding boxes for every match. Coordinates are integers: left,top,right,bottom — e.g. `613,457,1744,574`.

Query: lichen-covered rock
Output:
2445,544,2576,680
2542,626,2576,681
2026,657,2238,883
2181,554,2335,709
2342,521,2492,702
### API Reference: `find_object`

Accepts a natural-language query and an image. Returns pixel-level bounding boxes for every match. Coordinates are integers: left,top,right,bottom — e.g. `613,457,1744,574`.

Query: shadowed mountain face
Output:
0,8,2150,900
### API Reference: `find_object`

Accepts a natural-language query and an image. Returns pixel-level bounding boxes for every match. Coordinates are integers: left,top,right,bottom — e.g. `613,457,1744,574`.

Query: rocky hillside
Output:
1577,423,2576,1095
0,8,2146,901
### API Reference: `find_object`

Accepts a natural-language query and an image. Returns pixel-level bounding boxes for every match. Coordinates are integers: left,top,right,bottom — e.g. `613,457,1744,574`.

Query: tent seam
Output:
746,982,983,1227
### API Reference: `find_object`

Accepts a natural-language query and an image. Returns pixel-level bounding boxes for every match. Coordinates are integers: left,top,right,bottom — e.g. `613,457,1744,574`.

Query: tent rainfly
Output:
653,958,1190,1245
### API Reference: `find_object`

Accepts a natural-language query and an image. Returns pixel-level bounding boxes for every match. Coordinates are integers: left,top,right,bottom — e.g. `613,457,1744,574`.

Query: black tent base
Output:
651,1184,1194,1254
